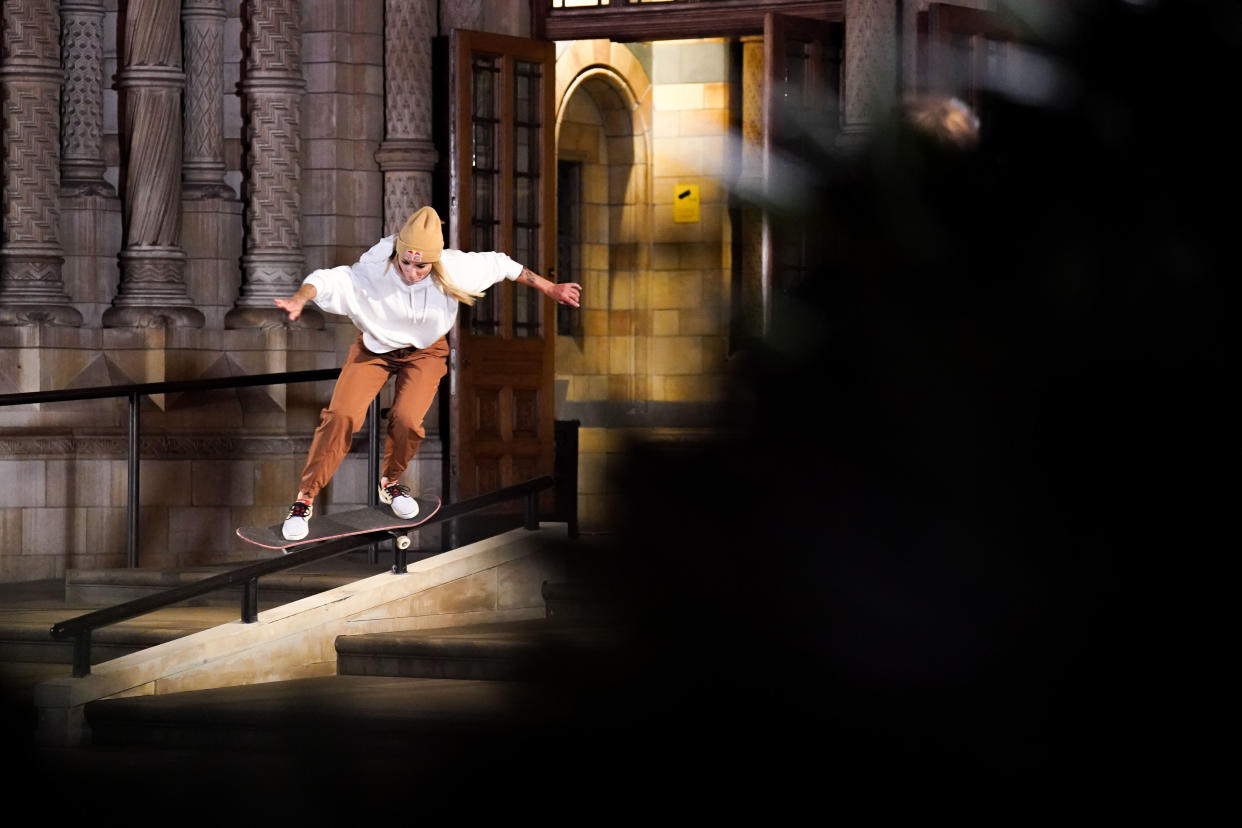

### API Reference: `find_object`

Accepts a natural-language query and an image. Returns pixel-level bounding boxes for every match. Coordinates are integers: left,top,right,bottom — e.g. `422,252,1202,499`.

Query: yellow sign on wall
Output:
673,184,700,223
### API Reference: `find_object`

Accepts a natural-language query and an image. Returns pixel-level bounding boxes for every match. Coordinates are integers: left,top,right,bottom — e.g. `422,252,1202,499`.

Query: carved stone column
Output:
181,0,233,199
104,0,204,328
60,0,113,196
842,0,898,145
59,0,121,328
0,0,82,326
226,0,320,329
438,0,481,35
378,0,439,234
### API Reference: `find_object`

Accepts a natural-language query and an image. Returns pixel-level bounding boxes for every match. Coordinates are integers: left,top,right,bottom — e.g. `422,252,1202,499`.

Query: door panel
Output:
917,3,1028,116
446,28,556,526
474,386,503,439
513,387,539,438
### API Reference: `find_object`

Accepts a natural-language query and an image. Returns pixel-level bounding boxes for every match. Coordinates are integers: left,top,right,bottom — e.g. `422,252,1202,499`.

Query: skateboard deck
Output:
236,496,441,551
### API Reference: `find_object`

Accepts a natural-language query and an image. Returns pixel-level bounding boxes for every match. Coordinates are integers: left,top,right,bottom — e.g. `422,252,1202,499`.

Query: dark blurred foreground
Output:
10,1,1231,817
590,0,1231,802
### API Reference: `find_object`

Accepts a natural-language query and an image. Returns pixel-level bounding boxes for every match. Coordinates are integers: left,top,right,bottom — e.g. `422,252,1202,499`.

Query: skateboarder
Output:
273,206,581,540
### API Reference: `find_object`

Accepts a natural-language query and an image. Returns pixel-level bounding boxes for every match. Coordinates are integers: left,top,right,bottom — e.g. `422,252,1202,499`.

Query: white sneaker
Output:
282,499,313,540
379,481,418,519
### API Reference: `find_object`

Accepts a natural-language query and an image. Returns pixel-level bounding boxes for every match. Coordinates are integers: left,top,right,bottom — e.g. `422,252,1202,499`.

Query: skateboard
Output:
236,496,442,553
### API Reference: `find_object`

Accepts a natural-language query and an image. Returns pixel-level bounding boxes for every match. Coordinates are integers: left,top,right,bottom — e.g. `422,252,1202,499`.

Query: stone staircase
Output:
74,564,621,743
0,553,393,740
0,554,393,651
334,617,620,680
81,617,622,753
5,535,624,815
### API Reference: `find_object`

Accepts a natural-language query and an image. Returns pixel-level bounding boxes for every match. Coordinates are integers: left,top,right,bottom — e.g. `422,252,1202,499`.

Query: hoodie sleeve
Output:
303,265,355,316
302,236,396,315
441,249,525,294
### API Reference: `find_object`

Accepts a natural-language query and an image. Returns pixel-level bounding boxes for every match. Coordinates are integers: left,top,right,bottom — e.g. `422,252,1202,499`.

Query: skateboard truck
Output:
389,529,413,574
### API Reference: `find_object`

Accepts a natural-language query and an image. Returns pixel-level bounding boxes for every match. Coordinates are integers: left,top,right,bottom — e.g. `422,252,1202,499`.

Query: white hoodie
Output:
303,235,524,353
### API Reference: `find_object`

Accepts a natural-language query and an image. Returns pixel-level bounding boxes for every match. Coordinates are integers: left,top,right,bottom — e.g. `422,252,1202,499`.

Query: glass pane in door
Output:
470,55,502,336
512,59,542,339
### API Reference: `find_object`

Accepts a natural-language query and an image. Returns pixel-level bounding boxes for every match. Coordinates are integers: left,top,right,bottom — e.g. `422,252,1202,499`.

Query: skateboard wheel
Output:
396,535,411,550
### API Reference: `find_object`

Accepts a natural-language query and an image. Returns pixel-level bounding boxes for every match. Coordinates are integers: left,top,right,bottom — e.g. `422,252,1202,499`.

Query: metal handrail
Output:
49,475,556,677
0,368,344,568
0,368,342,407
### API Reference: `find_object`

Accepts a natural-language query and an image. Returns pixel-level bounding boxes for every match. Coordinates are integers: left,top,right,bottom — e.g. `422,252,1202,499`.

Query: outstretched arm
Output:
273,283,317,321
517,267,581,307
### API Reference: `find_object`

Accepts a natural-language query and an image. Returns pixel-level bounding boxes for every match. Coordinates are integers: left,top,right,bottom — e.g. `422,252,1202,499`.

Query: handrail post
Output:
127,391,141,568
555,419,580,539
367,397,381,564
72,631,91,678
241,577,259,623
525,490,539,530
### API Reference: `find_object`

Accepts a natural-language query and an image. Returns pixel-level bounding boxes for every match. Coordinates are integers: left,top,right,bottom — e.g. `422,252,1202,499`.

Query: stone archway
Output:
553,43,653,530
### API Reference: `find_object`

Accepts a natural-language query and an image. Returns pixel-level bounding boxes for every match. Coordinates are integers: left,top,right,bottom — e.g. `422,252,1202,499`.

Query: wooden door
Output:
445,29,556,532
762,13,842,330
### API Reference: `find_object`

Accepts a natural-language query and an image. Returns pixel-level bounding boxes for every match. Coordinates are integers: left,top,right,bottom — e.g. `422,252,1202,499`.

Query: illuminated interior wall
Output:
648,38,731,405
554,38,733,532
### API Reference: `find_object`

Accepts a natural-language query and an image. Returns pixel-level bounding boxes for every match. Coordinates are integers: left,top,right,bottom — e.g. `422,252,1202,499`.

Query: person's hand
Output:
549,282,582,307
273,295,305,321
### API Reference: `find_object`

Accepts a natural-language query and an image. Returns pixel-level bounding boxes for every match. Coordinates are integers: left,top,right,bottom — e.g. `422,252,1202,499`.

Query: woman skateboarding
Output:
273,206,581,541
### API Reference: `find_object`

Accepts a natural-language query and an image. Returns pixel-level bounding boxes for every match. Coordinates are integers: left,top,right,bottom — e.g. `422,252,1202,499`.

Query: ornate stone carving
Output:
60,0,114,196
0,0,82,326
843,0,897,140
380,0,439,233
388,0,435,138
181,0,234,199
0,78,60,247
439,0,482,35
104,0,204,328
227,0,320,329
382,170,434,236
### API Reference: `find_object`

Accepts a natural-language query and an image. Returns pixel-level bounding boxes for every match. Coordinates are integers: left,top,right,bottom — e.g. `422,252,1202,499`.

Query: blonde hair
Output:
387,252,484,306
902,95,981,149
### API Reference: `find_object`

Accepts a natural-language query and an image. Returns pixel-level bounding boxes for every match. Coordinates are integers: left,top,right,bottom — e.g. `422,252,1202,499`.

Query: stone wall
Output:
0,0,438,583
553,39,734,532
1,0,920,574
648,38,731,407
0,325,351,580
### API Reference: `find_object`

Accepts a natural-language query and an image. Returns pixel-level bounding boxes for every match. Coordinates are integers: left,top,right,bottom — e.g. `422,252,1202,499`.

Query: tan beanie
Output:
394,206,444,264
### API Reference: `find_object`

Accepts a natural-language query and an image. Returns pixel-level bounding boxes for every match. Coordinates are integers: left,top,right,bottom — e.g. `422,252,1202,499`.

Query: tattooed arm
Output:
518,267,582,307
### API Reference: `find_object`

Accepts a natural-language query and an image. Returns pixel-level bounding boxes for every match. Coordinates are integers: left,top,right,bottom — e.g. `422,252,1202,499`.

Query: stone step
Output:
0,552,409,676
334,618,623,681
0,604,239,743
541,579,619,622
0,661,69,734
69,673,631,812
84,674,569,754
0,603,241,689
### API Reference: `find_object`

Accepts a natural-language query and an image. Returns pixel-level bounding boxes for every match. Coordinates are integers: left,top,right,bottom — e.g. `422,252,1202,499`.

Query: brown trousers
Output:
298,335,449,499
